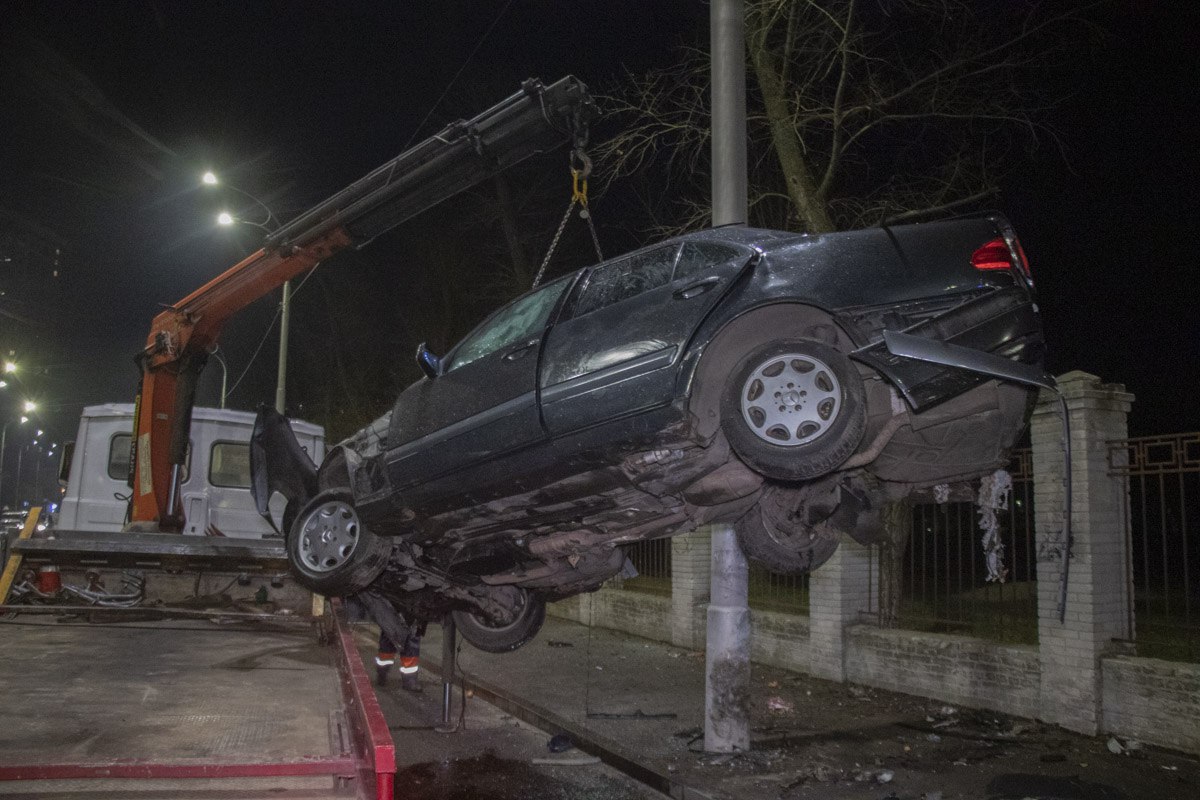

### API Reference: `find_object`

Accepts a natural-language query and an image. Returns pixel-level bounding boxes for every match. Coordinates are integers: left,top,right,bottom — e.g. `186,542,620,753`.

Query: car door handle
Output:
673,277,721,300
502,339,539,362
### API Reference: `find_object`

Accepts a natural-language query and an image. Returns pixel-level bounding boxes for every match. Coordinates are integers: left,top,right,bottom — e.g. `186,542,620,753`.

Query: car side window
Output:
571,244,680,318
673,241,742,282
448,277,570,371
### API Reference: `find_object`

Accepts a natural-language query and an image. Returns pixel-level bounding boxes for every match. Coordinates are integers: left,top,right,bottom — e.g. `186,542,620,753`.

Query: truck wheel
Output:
453,589,546,653
735,486,841,575
287,490,390,596
720,339,865,481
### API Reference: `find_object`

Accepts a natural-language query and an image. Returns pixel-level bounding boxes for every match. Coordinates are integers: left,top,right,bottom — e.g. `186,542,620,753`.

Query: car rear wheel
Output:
453,588,546,653
720,338,866,480
286,489,391,596
735,486,841,575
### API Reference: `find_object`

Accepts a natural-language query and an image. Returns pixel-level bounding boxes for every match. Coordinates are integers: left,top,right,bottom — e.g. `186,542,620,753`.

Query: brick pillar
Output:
672,527,712,648
1032,371,1134,735
808,534,875,681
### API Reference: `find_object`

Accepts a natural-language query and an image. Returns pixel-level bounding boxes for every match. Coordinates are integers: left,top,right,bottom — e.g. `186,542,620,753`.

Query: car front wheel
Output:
286,489,391,596
720,338,866,481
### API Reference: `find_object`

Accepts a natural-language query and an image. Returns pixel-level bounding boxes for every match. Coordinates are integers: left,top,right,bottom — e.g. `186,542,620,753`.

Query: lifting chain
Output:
532,148,604,289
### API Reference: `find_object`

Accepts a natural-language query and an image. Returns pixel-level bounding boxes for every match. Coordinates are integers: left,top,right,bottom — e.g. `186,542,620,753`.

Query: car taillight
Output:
972,235,1033,281
971,238,1014,271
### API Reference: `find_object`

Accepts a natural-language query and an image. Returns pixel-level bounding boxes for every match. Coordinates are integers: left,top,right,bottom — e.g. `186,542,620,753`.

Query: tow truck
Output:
1,76,597,799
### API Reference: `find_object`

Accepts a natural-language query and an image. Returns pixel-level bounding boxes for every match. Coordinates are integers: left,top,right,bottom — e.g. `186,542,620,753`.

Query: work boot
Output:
401,672,422,693
375,665,391,687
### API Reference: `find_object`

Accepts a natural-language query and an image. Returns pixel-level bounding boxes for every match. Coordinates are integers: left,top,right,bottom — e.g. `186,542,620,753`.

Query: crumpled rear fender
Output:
249,405,319,530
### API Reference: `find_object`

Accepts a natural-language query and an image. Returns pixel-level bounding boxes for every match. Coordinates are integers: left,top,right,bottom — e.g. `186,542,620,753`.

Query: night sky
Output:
0,0,1196,447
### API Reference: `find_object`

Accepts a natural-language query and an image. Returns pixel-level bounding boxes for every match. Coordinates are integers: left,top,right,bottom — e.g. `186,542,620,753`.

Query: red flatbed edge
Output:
0,600,394,800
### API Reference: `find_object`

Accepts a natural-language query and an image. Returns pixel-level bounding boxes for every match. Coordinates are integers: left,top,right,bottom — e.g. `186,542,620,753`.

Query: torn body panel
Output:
250,405,319,530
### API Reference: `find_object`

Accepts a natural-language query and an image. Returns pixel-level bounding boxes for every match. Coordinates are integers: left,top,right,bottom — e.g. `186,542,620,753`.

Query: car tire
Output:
735,486,841,575
720,338,866,481
453,589,546,654
286,489,391,596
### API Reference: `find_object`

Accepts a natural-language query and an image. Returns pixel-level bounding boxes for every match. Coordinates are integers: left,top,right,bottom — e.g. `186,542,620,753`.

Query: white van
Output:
58,404,324,538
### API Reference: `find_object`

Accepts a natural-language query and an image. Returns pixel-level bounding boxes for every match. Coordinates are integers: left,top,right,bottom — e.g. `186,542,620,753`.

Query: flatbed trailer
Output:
0,513,394,800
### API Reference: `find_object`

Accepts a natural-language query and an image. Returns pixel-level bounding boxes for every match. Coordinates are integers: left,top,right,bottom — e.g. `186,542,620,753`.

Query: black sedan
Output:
253,214,1044,652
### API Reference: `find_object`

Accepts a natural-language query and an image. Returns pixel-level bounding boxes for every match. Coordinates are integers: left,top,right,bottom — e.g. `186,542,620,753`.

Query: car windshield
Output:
448,276,571,370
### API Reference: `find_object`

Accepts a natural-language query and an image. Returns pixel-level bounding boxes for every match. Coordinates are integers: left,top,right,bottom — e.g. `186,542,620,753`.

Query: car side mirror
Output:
416,342,442,379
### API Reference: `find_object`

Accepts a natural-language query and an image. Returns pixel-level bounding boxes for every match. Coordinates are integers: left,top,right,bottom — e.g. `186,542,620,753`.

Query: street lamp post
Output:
204,172,289,413
0,406,33,509
209,348,229,409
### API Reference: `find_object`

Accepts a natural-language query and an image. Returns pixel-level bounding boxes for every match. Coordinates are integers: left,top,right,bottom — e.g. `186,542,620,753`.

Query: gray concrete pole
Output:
0,423,8,509
711,0,748,227
705,524,751,752
274,280,292,414
705,0,752,755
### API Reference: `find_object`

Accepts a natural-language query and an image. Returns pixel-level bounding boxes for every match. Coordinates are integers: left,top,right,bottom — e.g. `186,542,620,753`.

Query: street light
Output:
203,171,277,230
23,401,36,413
203,171,290,414
4,362,16,374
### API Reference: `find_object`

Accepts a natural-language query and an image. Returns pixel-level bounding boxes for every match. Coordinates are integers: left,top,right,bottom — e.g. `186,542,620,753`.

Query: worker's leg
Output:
375,631,396,687
399,632,422,693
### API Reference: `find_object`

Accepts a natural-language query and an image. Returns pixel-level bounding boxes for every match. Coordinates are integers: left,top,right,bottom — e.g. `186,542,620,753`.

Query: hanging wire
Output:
400,0,517,151
223,266,321,400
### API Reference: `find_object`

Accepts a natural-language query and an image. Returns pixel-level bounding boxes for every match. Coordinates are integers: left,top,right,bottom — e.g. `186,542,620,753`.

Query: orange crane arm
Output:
127,76,595,530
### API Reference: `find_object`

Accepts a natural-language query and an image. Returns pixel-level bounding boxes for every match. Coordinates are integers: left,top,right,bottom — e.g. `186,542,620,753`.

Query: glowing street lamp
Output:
23,401,36,413
217,211,235,226
4,362,16,374
202,171,219,185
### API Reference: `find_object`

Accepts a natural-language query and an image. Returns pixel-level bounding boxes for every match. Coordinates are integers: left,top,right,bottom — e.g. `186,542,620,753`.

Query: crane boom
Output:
129,76,596,530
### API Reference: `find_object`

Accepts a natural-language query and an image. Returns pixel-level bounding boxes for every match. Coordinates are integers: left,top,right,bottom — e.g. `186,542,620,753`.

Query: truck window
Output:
209,442,251,488
109,434,191,483
107,434,132,480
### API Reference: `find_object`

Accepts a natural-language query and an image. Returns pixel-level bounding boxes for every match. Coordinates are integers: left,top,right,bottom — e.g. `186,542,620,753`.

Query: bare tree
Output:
597,0,1088,235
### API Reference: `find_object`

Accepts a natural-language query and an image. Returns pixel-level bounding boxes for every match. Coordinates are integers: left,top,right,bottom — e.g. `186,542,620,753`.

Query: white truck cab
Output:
58,404,324,538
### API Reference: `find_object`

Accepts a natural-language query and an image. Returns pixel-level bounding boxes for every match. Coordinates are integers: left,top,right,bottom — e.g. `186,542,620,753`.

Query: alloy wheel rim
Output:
298,501,360,573
740,352,841,446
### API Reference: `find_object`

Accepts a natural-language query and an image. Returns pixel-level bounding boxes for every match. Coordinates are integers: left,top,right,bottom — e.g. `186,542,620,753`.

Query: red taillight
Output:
971,238,1013,271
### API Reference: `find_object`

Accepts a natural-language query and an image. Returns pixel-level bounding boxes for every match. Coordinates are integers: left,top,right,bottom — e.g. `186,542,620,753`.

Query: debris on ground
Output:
767,696,794,713
547,733,574,753
1106,735,1144,756
546,640,574,648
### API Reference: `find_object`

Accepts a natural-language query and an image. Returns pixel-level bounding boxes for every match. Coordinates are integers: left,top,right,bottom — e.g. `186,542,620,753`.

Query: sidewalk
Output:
412,615,1199,800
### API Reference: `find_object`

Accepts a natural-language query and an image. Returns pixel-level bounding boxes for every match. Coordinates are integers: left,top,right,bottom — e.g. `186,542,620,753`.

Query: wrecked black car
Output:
252,215,1044,653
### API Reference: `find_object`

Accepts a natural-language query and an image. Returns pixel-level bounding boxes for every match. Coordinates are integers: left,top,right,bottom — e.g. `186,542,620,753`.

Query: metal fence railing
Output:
748,565,809,614
876,449,1038,644
1109,432,1200,662
622,537,672,595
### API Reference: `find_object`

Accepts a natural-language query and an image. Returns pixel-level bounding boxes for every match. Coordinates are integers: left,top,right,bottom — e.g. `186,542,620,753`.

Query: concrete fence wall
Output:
548,372,1200,755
